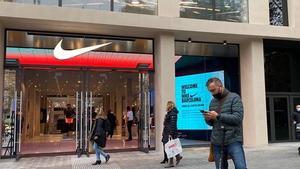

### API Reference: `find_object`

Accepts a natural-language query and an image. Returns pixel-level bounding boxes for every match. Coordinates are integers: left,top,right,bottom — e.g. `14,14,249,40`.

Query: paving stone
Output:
1,143,300,169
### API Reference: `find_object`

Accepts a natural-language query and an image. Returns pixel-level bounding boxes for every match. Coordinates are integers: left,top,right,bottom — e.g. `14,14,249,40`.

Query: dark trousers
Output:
107,126,115,138
127,120,133,140
163,143,168,160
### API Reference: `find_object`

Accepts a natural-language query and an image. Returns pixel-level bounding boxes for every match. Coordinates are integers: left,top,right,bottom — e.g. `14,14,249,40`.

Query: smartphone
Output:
200,110,209,114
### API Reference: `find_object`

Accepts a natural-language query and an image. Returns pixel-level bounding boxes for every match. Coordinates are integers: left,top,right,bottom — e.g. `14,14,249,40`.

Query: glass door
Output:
15,69,83,156
75,89,92,157
267,95,291,142
1,69,19,158
273,97,290,141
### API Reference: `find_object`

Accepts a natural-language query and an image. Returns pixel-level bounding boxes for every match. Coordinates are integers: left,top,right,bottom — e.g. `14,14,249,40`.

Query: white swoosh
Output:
53,40,112,60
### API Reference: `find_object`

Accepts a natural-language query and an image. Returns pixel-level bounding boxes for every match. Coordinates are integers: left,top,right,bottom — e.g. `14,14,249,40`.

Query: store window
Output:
3,0,158,15
180,0,248,22
175,41,240,146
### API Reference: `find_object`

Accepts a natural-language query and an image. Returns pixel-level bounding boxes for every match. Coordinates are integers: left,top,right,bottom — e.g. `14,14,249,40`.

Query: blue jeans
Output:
213,142,247,169
93,142,107,161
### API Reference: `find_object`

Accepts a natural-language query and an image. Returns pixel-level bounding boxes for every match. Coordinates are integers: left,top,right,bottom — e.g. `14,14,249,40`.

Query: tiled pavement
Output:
1,143,300,169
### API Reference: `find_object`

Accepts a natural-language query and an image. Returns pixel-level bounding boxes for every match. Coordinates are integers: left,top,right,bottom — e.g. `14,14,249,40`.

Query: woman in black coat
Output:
89,110,111,165
161,101,183,168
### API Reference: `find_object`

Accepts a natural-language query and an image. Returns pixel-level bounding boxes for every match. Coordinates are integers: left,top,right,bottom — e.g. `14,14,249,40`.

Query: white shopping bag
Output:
164,138,183,158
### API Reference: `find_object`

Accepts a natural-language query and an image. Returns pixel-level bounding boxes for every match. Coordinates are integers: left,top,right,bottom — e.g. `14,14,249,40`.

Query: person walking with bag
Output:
89,109,111,165
204,78,247,169
161,101,183,168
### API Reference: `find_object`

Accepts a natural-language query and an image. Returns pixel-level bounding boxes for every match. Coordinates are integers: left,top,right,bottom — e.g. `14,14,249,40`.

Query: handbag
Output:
65,117,73,124
208,143,232,162
164,138,183,158
208,143,214,162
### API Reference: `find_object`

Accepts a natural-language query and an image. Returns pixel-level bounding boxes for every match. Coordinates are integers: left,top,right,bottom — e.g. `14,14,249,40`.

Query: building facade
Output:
0,0,299,159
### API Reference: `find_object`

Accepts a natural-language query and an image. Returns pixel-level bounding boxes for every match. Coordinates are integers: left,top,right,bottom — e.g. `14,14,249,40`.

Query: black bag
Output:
94,134,105,147
93,119,108,147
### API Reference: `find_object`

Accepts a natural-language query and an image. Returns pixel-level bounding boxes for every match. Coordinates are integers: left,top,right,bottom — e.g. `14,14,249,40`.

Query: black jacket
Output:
162,107,179,144
107,113,116,128
205,89,244,146
89,118,110,147
292,111,300,123
64,108,75,118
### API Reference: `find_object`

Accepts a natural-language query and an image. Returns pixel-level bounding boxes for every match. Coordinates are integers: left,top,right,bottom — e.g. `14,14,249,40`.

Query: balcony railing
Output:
269,0,288,26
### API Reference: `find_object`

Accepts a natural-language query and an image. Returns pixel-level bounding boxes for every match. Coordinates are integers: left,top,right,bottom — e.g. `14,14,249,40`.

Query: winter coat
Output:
107,113,116,129
292,111,300,123
162,107,179,144
89,118,110,147
205,89,244,146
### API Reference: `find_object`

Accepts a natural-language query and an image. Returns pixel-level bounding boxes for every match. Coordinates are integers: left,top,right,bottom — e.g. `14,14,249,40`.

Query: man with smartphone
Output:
203,77,247,169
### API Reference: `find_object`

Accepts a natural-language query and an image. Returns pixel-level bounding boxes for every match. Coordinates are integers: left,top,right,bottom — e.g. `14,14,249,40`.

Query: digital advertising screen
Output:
175,71,225,130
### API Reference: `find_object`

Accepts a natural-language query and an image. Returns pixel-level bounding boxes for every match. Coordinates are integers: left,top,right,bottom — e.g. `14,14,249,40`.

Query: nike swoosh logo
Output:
190,93,197,97
53,40,112,60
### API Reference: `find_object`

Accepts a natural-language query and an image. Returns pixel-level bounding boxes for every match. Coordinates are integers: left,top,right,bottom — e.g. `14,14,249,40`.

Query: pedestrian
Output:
64,104,75,134
126,106,133,141
89,108,111,165
107,109,116,138
292,104,300,155
161,101,183,168
204,77,247,169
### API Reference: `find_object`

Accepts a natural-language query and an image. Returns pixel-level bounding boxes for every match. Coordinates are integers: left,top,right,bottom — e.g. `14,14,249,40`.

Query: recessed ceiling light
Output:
131,0,140,5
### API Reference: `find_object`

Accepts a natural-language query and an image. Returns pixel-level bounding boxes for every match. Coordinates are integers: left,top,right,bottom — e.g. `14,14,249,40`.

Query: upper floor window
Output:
269,0,288,26
3,0,158,15
180,0,248,23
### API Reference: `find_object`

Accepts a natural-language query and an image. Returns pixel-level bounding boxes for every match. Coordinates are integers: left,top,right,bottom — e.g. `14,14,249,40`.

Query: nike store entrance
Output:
1,30,155,158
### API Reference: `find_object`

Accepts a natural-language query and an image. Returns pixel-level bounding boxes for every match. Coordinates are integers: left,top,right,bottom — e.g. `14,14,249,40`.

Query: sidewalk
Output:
1,143,300,169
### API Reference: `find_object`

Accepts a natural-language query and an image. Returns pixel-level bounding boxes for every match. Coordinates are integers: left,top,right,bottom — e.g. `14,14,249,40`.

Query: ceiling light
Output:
131,0,140,5
180,1,197,5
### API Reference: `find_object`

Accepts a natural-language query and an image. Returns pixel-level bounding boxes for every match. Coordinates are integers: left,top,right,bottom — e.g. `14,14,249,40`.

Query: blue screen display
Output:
175,71,225,130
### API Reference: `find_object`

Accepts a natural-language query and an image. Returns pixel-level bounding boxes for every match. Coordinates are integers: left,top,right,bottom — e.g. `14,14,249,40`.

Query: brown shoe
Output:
176,155,183,165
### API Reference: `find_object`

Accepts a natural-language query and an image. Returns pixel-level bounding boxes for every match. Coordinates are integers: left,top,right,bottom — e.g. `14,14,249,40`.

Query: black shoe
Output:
160,159,168,164
126,139,132,141
165,159,174,168
105,154,110,163
176,156,183,165
92,160,101,165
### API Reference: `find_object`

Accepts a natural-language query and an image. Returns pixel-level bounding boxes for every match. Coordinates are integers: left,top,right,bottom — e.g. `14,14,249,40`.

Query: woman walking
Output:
89,108,111,165
161,101,183,168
